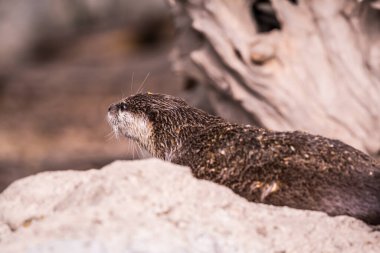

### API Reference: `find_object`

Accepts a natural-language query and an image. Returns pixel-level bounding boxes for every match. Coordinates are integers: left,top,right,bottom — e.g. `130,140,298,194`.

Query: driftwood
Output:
168,0,380,155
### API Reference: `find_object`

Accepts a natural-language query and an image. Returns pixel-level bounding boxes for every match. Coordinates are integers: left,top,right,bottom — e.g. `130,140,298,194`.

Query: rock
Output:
0,159,379,253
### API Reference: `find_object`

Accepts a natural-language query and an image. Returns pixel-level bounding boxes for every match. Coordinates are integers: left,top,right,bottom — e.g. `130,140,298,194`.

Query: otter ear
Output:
174,99,188,107
163,95,187,106
147,108,159,120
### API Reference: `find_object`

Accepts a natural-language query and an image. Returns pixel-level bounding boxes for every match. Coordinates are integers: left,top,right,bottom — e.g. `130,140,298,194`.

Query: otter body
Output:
108,93,380,225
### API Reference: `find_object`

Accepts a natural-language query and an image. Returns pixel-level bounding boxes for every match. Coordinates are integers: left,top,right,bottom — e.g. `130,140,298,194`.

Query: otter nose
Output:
108,104,118,114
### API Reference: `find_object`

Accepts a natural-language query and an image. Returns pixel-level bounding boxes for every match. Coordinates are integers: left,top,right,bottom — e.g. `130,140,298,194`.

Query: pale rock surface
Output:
0,159,379,253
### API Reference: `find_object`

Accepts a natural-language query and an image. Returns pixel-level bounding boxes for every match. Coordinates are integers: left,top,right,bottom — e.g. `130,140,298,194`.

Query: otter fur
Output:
108,93,380,225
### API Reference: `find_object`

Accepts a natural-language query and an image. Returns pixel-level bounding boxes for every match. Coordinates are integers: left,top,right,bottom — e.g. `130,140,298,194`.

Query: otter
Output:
107,93,380,225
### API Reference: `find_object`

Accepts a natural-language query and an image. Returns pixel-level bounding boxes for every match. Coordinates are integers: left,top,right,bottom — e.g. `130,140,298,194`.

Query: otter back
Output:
175,124,380,225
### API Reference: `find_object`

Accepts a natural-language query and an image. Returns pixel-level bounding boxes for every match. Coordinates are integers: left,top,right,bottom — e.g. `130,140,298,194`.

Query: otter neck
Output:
150,123,212,162
147,108,226,161
147,125,190,161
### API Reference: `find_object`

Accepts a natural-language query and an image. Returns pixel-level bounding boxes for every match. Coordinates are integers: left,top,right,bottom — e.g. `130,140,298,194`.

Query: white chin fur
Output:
107,112,121,138
107,110,151,149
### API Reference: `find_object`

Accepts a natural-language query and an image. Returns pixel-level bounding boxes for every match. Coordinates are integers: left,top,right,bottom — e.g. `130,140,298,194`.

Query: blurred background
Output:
1,0,379,191
0,0,192,191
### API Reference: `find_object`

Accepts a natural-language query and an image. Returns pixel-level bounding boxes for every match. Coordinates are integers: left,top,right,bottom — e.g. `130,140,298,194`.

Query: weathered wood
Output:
168,0,380,154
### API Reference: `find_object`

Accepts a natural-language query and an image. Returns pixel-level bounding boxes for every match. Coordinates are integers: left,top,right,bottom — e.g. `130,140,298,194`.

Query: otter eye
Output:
120,103,128,111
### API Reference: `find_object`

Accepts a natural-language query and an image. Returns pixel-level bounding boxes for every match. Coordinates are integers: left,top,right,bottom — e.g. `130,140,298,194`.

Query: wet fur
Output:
108,93,380,225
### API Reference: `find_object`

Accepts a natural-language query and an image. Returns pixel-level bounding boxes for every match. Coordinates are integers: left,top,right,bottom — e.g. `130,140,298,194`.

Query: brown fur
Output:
108,93,380,225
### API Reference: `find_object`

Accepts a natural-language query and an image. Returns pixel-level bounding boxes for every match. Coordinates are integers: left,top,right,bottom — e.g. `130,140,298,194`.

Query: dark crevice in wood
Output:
234,49,243,62
184,77,199,91
252,0,281,33
251,0,298,33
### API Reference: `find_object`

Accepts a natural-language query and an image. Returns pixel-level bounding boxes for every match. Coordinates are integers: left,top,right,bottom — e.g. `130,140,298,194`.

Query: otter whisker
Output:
137,72,150,94
130,72,135,94
136,143,143,159
131,140,142,160
130,140,135,160
105,131,116,142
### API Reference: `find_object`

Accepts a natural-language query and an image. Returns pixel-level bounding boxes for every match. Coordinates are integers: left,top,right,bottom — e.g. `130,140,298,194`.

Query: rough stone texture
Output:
0,159,379,253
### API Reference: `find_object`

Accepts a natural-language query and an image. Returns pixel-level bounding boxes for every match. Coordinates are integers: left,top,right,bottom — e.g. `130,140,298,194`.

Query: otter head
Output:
107,93,219,160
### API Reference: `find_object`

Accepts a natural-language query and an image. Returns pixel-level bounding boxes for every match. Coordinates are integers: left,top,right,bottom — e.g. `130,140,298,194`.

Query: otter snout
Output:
108,104,119,114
